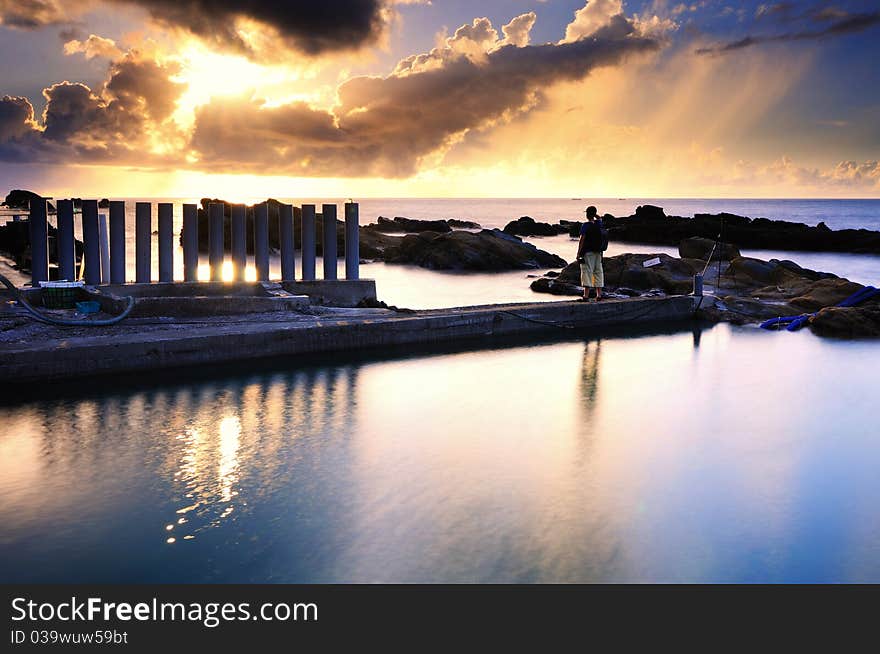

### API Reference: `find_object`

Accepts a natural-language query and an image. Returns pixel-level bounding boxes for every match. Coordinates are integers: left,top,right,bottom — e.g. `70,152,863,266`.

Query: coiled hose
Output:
0,272,135,326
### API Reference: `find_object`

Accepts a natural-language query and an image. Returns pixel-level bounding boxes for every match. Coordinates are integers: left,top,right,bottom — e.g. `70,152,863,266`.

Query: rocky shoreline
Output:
502,204,880,254
528,240,879,338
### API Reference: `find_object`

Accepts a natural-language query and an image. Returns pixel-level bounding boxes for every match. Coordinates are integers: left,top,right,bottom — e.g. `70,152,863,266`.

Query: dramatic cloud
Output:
0,52,183,162
0,0,90,28
1,0,390,57
63,34,123,60
696,9,880,55
190,11,660,177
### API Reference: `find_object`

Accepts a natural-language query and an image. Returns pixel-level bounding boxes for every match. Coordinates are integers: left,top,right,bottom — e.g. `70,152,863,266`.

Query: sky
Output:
0,0,878,198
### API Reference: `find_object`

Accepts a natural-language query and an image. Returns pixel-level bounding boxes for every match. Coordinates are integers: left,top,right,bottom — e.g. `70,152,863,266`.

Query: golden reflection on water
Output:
2,327,880,582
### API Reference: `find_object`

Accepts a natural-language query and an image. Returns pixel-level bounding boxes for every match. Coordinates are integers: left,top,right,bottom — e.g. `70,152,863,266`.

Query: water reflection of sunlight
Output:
218,415,241,505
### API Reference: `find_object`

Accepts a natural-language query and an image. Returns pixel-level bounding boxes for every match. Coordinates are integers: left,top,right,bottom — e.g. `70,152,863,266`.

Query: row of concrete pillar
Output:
28,200,360,286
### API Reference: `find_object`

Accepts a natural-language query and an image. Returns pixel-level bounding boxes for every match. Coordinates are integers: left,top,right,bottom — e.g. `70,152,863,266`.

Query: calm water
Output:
1,324,879,583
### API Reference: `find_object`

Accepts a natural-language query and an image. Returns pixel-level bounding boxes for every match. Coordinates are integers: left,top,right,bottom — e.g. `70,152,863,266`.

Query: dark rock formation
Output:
603,210,880,254
809,302,880,338
530,253,700,296
678,236,740,261
446,218,481,229
3,190,55,213
503,216,569,237
384,229,566,271
0,218,84,276
369,216,452,233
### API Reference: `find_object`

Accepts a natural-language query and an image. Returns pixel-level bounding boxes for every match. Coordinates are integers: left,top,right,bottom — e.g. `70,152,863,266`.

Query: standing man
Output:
576,206,605,302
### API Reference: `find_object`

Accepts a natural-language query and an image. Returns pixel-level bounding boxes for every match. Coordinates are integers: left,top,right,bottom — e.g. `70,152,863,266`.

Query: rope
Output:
0,272,135,326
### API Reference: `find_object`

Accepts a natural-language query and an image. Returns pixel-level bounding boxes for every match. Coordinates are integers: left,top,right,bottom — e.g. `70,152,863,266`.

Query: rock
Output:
529,277,581,296
678,236,740,261
788,278,865,311
634,204,666,220
725,256,834,289
384,229,566,271
446,218,481,229
698,295,794,325
602,208,880,254
372,216,452,233
809,303,880,338
534,252,699,295
503,216,568,237
3,189,55,212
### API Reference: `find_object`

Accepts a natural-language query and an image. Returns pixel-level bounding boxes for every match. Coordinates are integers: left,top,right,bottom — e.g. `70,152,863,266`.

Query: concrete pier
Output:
109,201,126,284
302,204,317,281
231,204,247,282
209,203,224,282
57,199,76,281
183,203,198,282
81,200,101,285
254,203,270,281
136,202,151,283
345,202,359,281
0,296,696,385
279,203,295,281
158,202,173,282
98,212,110,284
322,204,337,280
28,198,49,285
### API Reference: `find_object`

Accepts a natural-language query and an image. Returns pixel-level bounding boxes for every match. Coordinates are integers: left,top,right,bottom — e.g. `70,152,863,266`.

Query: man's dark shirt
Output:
579,221,603,253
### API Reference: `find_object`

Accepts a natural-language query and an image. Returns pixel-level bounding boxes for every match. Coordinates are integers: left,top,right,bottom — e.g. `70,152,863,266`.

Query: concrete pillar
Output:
109,201,126,284
158,202,173,282
182,203,198,282
231,204,247,281
28,197,49,285
98,213,110,284
322,203,337,280
301,204,316,281
136,202,152,283
81,200,101,285
254,203,270,281
208,202,224,282
344,202,359,281
56,199,76,282
279,203,295,280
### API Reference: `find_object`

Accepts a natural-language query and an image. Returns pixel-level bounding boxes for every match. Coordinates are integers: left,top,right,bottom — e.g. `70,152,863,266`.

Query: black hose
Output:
0,273,135,326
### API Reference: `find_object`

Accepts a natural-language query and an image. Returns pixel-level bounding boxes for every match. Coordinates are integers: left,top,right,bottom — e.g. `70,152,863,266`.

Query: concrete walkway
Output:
0,296,696,385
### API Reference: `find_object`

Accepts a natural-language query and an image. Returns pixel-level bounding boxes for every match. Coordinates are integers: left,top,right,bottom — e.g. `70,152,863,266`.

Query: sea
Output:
1,198,879,582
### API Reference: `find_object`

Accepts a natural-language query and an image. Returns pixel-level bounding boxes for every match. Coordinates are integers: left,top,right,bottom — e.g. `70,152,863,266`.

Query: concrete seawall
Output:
0,296,696,385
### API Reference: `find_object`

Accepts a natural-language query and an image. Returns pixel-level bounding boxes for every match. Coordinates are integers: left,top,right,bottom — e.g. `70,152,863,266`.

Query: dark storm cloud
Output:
116,0,387,55
696,10,880,55
0,54,183,162
1,0,388,56
190,32,660,177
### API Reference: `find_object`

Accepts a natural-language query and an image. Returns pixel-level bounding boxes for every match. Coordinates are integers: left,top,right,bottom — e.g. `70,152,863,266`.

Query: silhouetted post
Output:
344,202,359,280
254,203,270,281
82,200,101,285
231,204,247,281
28,198,49,285
301,204,316,281
56,199,76,281
182,204,198,281
279,203,295,280
158,202,173,282
322,203,337,280
209,202,224,282
136,202,152,283
109,201,126,283
98,213,110,283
